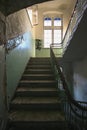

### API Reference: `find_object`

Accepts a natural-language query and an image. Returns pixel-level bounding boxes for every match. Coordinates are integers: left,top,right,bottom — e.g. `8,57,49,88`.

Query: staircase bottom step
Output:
8,121,68,130
9,110,65,121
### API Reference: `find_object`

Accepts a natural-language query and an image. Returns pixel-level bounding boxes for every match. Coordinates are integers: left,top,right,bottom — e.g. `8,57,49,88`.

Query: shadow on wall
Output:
73,58,87,102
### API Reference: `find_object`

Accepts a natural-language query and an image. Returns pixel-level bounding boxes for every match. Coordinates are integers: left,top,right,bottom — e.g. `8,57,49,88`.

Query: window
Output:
44,16,62,48
54,30,61,43
44,17,52,26
27,8,33,25
54,18,61,26
44,30,52,48
27,5,38,26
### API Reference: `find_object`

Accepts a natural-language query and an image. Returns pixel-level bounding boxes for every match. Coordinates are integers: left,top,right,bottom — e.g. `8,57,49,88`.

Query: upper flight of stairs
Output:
7,57,68,130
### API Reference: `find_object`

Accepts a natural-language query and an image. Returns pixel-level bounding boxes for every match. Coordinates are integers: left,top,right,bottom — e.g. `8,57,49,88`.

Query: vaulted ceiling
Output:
0,0,52,16
0,0,76,16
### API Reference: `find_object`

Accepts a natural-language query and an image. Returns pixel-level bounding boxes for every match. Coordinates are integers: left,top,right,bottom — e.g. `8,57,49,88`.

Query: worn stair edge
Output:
8,120,68,130
10,103,62,111
21,75,55,80
9,110,65,122
15,91,58,97
27,65,51,69
19,80,56,83
18,80,57,87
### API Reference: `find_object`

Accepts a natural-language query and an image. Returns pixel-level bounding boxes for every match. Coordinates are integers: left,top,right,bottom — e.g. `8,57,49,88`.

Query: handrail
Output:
50,45,87,112
62,0,87,51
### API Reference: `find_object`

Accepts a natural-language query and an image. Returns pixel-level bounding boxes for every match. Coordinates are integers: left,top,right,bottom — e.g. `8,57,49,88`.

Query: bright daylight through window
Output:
44,17,62,48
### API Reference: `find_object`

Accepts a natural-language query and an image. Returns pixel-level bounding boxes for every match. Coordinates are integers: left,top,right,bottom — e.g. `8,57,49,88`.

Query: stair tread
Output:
11,97,60,104
17,87,57,92
20,80,56,83
28,62,51,65
28,64,51,66
23,74,53,76
9,110,65,122
27,65,51,69
26,69,52,71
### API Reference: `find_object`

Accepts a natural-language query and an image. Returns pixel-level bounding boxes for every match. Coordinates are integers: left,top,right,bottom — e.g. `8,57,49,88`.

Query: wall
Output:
61,60,73,95
0,11,7,129
36,48,63,57
0,45,6,120
62,8,87,102
6,9,35,105
73,57,87,102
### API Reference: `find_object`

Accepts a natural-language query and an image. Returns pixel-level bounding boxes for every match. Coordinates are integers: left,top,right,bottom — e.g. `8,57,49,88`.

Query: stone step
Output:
16,91,58,97
11,96,60,104
30,57,50,61
27,65,51,69
24,69,52,74
29,58,50,62
19,80,56,88
28,62,51,65
10,103,62,111
17,86,57,92
8,121,68,130
10,96,61,110
16,85,58,97
10,96,62,110
9,110,65,122
21,74,54,80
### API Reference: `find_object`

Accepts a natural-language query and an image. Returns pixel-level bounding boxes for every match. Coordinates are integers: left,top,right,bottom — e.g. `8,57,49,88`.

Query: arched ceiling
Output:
0,0,52,16
38,0,74,11
0,0,76,16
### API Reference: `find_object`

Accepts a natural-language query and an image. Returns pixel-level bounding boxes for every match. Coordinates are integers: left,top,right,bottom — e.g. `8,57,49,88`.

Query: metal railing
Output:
50,46,87,130
50,44,63,57
62,0,87,53
0,118,7,130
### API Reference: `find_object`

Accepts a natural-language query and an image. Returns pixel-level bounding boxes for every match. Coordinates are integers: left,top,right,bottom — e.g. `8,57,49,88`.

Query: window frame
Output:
43,15,63,48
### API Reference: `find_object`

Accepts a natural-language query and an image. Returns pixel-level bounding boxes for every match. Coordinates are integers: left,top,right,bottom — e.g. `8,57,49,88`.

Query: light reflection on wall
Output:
27,5,38,26
74,73,87,102
6,35,24,53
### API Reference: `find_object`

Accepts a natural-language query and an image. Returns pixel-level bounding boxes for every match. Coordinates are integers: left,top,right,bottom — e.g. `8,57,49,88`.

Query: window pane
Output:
54,18,61,26
44,17,52,26
54,30,61,43
44,30,52,47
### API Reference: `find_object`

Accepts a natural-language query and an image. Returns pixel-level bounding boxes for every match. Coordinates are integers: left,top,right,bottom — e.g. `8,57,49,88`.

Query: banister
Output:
50,45,87,111
62,0,87,51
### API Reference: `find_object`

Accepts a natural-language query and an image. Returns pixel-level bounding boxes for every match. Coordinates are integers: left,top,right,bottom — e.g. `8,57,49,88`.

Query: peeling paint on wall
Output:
6,9,34,105
6,9,33,40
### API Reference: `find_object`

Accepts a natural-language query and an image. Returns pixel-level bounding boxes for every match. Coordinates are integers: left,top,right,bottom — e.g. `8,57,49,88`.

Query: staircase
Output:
7,57,68,130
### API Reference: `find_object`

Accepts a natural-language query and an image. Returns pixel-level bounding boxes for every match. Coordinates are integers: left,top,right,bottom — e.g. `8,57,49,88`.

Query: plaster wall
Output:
73,57,87,102
6,9,35,104
0,45,6,119
61,61,73,95
0,11,7,128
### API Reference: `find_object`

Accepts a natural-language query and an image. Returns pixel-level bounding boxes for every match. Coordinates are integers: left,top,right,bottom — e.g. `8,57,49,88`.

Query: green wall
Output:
6,32,33,105
36,48,63,57
0,45,6,118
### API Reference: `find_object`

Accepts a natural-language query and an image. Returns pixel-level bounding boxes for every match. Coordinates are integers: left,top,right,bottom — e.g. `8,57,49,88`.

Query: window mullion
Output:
44,16,62,48
52,19,54,45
